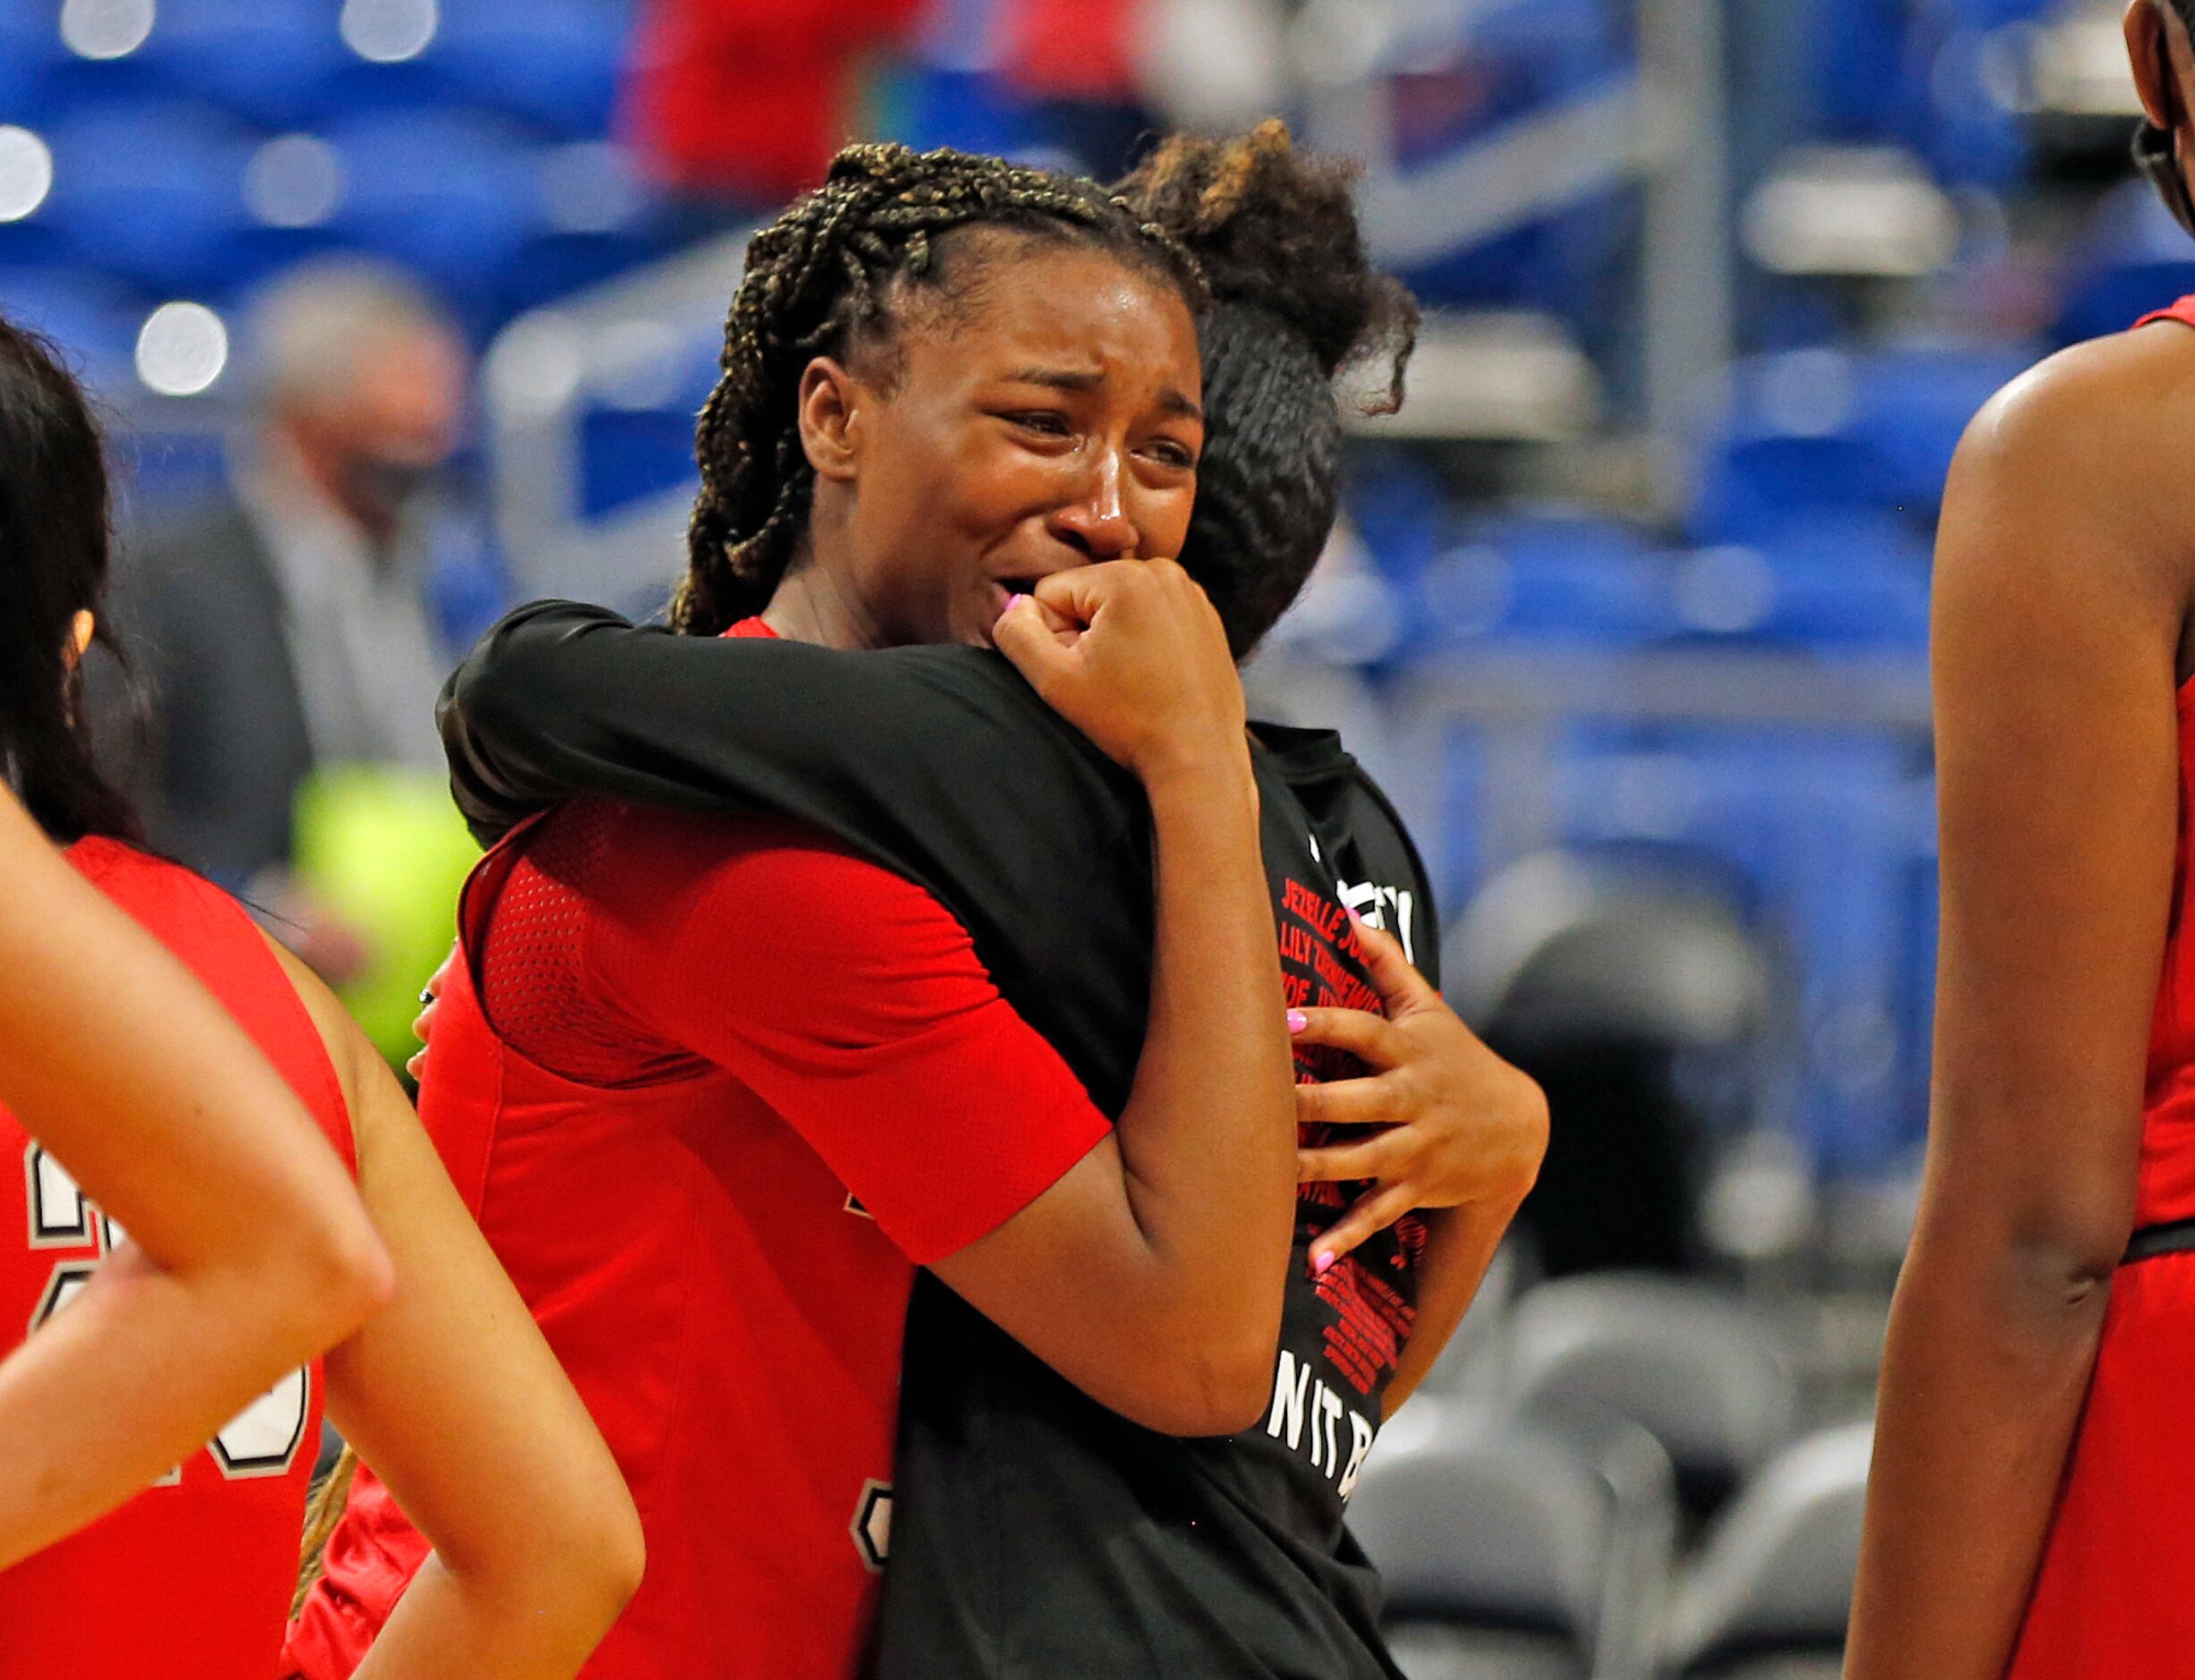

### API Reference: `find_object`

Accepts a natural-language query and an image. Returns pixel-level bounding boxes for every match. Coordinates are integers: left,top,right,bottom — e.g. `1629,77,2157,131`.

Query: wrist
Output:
1137,737,1255,803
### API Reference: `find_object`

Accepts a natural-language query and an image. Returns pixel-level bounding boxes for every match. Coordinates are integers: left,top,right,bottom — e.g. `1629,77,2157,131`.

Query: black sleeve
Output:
438,600,1158,1112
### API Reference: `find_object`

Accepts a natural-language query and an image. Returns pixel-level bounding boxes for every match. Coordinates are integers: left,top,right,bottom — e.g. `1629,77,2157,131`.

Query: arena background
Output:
0,0,2157,1671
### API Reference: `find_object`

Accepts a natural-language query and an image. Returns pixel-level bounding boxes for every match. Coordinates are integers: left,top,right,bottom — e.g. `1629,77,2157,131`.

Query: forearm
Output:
0,819,381,1288
1114,756,1295,1357
0,1247,355,1569
356,1553,626,1680
1846,1234,2113,1680
1384,1201,1518,1416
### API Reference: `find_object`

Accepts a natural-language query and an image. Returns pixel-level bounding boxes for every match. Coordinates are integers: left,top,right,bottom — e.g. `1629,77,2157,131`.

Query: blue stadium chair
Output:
1848,344,2034,516
1344,453,1451,590
1546,734,1926,1172
2056,177,2195,348
1667,515,1930,650
133,0,346,129
504,141,673,314
577,335,717,519
42,102,252,294
0,0,64,123
1413,509,1674,652
429,0,630,139
1899,0,2057,188
326,110,539,317
0,263,141,392
1691,352,1913,545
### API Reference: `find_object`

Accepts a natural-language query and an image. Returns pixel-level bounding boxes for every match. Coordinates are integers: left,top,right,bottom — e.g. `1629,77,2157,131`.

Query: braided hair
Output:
673,143,1205,636
1117,121,1419,658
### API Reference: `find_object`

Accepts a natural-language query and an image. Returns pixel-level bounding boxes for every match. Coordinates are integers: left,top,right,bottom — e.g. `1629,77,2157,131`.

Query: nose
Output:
1047,449,1139,561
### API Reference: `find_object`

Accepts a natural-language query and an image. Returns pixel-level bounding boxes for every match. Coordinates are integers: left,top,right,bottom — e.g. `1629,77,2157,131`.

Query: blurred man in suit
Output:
109,259,470,982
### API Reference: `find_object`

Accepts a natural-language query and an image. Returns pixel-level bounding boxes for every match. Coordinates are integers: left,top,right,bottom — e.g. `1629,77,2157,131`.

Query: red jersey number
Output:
22,1142,313,1479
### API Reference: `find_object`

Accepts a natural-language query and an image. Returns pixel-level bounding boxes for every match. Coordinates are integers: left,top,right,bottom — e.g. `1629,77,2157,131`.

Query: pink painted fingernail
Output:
1311,1251,1334,1277
1006,592,1030,609
1286,1009,1308,1033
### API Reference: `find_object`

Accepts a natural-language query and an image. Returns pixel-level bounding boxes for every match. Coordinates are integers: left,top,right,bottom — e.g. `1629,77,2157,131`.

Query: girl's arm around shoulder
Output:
268,936,644,1680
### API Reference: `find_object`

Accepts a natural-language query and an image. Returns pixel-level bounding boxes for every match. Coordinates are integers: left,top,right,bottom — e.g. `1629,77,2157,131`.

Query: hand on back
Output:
990,558,1247,785
1292,917,1548,1268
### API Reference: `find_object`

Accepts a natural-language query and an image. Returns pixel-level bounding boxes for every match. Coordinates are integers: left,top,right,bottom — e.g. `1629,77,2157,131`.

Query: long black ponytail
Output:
0,316,141,844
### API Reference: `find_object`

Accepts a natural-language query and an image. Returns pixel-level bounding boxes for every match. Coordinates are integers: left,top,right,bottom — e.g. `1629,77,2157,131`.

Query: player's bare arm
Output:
931,559,1299,1438
269,936,644,1680
1847,319,2195,1678
1290,916,1547,1417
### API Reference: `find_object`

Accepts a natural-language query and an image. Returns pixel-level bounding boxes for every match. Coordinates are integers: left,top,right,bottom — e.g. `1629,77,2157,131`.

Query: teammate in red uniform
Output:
1846,4,2195,1674
0,782,390,1572
0,316,643,1679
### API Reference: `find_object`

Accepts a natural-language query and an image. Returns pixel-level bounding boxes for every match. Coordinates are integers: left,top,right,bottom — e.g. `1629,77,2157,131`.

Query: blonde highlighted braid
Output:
671,143,1205,636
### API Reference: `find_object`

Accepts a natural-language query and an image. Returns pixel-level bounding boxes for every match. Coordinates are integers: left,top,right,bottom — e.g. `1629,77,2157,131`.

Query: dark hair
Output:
0,317,140,844
1118,121,1419,658
673,142,1206,636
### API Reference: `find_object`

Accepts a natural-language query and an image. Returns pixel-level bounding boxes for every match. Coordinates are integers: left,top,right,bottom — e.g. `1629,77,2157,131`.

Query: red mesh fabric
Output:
476,803,693,1086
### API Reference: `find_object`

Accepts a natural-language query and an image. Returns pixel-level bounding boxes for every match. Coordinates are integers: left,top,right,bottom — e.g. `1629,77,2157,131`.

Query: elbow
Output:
571,1500,647,1637
448,1490,645,1655
2001,1218,2126,1312
283,1209,397,1350
1907,1201,2130,1329
1111,1314,1280,1438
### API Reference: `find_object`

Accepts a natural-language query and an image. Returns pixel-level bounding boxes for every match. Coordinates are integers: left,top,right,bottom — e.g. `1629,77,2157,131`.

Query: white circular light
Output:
340,0,437,64
0,128,54,223
484,313,585,419
60,0,155,60
244,135,344,228
135,302,229,397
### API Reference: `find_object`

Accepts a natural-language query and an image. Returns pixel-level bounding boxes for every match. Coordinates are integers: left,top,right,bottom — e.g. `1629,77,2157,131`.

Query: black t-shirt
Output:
439,602,1441,1678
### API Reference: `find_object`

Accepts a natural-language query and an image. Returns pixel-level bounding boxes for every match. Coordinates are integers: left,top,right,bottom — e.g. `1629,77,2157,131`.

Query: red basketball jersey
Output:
0,836,353,1680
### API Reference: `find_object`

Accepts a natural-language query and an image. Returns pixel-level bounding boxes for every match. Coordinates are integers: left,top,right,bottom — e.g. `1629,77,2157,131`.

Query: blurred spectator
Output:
107,260,472,983
624,0,920,208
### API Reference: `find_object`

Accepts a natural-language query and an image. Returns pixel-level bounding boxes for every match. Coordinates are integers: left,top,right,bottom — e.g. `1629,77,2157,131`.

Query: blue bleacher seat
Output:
1849,344,2034,513
1695,344,2031,539
578,335,716,518
504,141,671,313
430,0,629,139
0,0,62,123
326,109,539,315
1669,514,1931,650
1416,512,1674,650
1692,350,1907,542
42,101,252,294
2057,178,2195,348
1546,733,1926,1171
0,263,142,391
133,0,346,129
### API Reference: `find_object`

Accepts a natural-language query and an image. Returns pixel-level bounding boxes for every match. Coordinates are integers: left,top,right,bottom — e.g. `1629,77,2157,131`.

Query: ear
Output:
2130,0,2176,130
796,356,869,485
66,610,94,668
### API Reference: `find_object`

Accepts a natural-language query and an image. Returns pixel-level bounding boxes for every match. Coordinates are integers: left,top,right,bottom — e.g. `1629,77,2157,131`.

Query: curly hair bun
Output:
1116,120,1418,412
